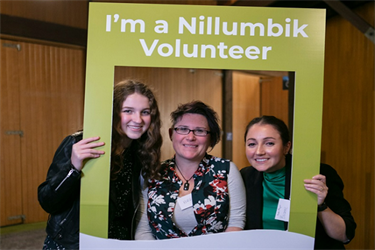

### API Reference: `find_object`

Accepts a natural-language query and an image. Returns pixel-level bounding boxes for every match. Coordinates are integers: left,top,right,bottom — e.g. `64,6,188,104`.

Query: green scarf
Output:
262,167,286,230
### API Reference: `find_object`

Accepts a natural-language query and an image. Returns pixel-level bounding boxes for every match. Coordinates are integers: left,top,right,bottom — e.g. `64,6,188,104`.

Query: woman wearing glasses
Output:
135,101,246,240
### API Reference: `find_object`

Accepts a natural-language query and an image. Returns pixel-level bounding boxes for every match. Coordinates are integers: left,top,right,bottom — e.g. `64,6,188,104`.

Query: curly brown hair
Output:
111,79,162,181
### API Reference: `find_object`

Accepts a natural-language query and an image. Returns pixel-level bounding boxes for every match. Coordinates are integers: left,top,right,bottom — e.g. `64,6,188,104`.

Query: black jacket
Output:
240,155,356,249
38,132,141,249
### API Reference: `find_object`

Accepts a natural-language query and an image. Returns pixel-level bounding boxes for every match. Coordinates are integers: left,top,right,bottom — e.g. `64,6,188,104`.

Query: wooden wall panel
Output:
321,2,374,249
0,40,23,226
0,0,218,32
115,67,222,162
232,71,260,170
0,0,88,29
260,76,289,125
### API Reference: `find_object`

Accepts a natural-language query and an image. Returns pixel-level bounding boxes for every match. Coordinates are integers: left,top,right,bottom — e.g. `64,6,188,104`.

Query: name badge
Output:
178,193,193,210
275,198,290,222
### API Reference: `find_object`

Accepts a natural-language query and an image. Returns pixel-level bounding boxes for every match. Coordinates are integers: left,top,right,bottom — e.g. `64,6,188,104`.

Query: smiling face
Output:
245,123,291,173
120,92,151,142
171,113,211,164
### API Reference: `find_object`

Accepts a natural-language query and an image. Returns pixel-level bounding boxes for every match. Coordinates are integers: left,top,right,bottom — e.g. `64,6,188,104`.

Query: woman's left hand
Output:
304,174,328,205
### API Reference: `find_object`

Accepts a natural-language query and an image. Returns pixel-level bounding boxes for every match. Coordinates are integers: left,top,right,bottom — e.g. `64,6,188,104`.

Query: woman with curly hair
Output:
38,79,162,249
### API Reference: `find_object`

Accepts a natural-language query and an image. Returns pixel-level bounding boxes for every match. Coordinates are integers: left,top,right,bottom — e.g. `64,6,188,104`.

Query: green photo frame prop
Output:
81,2,325,247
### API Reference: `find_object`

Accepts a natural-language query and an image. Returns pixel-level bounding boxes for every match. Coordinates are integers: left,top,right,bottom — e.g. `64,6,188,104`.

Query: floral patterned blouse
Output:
147,154,230,239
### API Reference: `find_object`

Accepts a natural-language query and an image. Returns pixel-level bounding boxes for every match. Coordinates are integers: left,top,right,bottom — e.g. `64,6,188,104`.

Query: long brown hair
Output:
111,79,162,180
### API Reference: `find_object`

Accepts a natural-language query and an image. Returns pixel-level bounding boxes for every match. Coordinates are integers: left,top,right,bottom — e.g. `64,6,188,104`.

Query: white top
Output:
135,162,246,240
173,195,197,234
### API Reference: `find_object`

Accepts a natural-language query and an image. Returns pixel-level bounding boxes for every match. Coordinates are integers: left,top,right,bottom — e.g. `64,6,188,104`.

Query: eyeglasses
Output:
173,127,210,137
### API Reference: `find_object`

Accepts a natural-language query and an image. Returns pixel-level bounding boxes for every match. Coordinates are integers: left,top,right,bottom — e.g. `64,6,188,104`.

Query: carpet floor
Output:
0,222,46,250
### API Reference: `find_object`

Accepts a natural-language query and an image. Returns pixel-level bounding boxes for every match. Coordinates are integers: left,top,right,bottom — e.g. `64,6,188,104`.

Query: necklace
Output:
175,163,194,191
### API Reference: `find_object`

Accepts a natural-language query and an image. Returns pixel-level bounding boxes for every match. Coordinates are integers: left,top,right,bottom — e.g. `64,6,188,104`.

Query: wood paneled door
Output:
0,39,85,226
1,39,23,226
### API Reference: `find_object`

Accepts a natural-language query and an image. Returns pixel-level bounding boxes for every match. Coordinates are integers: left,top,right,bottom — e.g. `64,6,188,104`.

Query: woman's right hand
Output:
71,136,105,171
